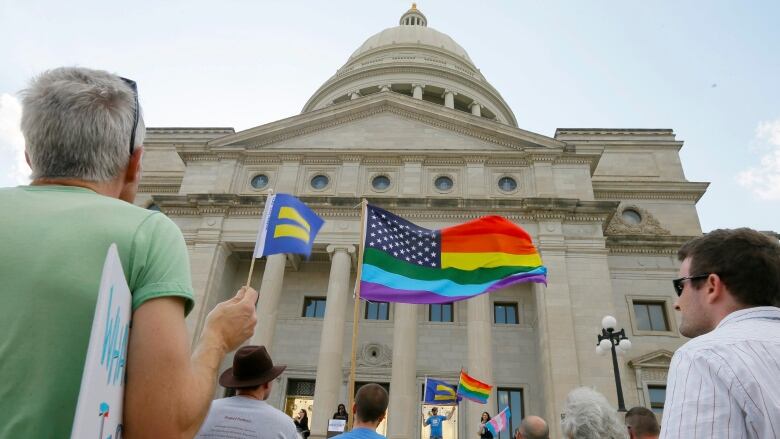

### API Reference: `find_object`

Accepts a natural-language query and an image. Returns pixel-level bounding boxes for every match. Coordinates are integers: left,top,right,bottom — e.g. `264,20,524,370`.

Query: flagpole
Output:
246,189,274,287
346,199,368,431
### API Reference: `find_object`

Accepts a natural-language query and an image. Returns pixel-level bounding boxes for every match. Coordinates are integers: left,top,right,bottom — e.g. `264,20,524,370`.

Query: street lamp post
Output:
596,315,632,412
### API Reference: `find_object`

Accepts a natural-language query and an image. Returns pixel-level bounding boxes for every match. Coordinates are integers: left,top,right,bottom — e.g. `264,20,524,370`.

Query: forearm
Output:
183,330,229,435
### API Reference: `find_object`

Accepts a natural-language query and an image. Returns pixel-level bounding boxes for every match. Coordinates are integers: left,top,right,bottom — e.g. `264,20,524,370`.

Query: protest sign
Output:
71,244,131,439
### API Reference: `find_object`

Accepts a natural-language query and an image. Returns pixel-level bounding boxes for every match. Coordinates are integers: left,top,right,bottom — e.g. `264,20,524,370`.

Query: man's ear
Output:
704,273,726,305
125,147,144,184
352,403,357,414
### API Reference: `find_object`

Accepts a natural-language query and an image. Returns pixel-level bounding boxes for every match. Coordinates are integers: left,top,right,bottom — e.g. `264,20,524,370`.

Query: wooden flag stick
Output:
346,199,368,431
246,190,274,287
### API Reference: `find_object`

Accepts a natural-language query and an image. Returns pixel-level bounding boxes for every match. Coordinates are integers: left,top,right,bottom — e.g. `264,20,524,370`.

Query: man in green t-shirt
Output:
0,67,259,438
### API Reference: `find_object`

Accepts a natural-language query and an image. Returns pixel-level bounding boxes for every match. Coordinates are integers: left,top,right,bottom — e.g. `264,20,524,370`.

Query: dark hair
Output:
298,409,308,420
481,411,491,421
625,406,660,436
337,404,346,412
355,383,389,423
678,228,780,307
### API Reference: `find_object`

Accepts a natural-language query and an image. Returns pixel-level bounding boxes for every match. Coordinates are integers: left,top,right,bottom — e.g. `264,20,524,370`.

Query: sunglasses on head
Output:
120,77,139,155
672,273,711,296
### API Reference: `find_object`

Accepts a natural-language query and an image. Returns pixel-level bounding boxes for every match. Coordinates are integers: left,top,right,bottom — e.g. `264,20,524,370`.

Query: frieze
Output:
138,184,179,193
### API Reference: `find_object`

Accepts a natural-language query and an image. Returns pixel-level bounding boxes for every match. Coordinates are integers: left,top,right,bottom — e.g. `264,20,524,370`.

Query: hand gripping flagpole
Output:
246,190,274,287
346,199,368,431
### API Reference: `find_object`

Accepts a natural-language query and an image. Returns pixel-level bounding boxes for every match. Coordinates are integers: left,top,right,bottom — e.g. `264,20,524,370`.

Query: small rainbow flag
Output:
457,370,492,404
360,205,547,304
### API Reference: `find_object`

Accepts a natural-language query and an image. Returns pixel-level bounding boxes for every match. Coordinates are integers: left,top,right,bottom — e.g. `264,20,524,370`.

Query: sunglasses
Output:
672,274,710,296
120,77,139,155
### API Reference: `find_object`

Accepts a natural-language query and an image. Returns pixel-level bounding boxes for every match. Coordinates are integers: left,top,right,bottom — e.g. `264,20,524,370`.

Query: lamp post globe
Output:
596,316,629,412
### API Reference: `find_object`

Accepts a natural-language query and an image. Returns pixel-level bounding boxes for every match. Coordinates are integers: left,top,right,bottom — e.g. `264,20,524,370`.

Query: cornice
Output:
594,181,709,202
607,235,696,255
153,194,620,225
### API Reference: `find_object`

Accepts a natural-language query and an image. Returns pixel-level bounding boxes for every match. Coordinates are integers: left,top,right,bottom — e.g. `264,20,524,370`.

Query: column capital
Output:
469,101,482,109
411,83,426,89
326,244,356,255
379,84,392,92
441,89,458,97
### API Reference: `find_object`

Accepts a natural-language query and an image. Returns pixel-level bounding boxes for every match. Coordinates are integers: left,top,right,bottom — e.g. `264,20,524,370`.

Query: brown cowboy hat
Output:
219,345,286,389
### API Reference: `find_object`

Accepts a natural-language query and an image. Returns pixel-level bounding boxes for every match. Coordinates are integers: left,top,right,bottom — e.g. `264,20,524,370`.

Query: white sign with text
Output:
71,244,131,439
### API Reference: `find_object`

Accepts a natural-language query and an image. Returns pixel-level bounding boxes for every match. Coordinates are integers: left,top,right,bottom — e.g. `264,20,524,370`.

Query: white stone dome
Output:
349,25,475,67
302,5,517,127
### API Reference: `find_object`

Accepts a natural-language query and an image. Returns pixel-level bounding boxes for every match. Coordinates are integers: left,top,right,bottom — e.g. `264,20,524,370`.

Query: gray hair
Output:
20,66,145,182
560,387,627,439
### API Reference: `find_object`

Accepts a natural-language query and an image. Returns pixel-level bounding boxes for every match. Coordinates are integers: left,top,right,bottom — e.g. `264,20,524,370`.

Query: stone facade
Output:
135,6,707,439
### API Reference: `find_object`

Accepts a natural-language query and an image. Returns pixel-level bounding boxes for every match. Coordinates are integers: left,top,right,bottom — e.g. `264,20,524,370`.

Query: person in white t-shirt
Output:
195,345,298,439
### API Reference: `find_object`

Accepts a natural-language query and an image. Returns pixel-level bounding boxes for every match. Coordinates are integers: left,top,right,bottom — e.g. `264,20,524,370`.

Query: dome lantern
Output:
399,3,427,27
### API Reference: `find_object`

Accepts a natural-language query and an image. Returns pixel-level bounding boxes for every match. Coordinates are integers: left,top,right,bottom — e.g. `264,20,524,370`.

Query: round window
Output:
621,209,642,225
498,176,517,192
372,175,391,191
310,174,330,190
434,176,454,191
250,174,269,189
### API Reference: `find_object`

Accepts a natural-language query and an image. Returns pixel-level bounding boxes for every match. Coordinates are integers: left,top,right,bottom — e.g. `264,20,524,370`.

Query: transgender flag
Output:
486,406,511,435
360,204,547,304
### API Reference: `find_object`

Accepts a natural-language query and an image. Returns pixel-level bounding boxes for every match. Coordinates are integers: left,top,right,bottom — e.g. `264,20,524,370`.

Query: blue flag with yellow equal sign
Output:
423,378,461,405
253,193,324,258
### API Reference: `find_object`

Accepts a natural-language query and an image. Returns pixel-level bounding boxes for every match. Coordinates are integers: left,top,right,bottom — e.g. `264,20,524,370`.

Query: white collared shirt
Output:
660,307,780,439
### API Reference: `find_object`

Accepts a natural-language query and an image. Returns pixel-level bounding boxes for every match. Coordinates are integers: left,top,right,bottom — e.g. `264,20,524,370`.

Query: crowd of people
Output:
1,65,778,438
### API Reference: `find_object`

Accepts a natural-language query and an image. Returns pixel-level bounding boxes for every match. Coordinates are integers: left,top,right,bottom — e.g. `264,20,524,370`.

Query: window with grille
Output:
496,388,524,439
429,303,454,322
365,301,389,320
303,297,326,318
633,301,670,331
648,385,666,414
494,303,518,324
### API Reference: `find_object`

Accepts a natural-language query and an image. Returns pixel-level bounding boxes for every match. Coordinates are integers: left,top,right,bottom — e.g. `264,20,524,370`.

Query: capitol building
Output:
136,5,707,438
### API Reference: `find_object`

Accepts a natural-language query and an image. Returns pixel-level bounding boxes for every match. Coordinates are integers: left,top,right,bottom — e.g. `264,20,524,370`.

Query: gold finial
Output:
411,3,417,10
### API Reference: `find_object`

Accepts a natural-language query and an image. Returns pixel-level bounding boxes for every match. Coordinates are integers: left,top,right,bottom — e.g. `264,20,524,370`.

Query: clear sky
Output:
1,0,778,232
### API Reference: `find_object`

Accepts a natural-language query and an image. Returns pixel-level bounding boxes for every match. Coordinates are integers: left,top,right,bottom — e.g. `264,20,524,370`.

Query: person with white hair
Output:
560,387,628,439
0,67,259,438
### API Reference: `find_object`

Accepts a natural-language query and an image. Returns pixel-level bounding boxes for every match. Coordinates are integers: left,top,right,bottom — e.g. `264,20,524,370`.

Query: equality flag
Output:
254,193,324,258
359,204,546,304
456,370,492,404
485,406,511,435
423,378,462,405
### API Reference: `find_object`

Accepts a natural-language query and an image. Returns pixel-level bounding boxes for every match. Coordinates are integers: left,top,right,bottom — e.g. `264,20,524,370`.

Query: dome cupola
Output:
302,5,517,127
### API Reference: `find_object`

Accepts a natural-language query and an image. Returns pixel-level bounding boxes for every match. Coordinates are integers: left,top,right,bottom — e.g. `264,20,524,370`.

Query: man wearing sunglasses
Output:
0,67,259,438
660,228,780,439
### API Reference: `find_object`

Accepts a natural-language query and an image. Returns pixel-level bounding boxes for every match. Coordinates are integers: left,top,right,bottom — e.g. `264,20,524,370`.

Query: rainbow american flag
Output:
359,205,547,304
456,370,492,404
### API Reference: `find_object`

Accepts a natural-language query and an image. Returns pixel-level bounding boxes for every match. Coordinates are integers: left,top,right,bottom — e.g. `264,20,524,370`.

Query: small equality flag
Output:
423,378,462,405
360,204,546,304
456,370,492,404
254,193,324,258
485,406,511,435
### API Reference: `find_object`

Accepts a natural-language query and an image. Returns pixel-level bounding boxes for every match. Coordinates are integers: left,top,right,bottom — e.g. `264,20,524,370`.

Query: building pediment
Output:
207,91,564,152
628,350,674,369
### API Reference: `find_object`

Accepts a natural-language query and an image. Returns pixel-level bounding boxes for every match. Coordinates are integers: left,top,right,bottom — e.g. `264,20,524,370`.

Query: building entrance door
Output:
420,404,458,439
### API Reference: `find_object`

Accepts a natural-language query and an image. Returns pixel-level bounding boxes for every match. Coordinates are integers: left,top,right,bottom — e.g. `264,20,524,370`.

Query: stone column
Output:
443,89,456,109
249,253,287,350
534,220,581,439
311,245,355,438
412,83,425,100
387,303,418,439
466,294,494,438
380,84,392,92
469,101,482,116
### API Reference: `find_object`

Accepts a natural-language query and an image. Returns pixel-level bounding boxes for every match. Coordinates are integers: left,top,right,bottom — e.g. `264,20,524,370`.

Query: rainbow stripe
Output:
457,370,492,404
360,205,547,304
